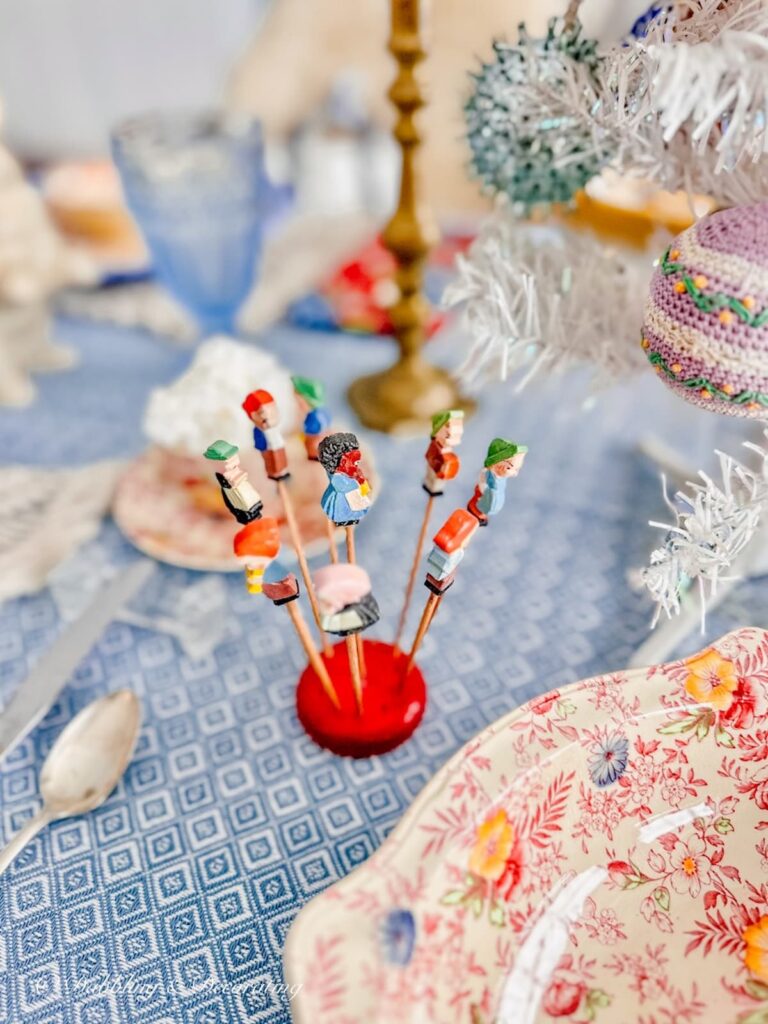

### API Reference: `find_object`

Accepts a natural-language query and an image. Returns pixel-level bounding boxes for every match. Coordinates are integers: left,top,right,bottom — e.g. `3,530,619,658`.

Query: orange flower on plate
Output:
744,915,768,982
683,649,738,711
470,809,516,881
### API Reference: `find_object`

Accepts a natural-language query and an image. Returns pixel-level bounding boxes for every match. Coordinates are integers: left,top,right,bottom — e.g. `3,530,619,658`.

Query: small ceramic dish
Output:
113,437,379,572
285,628,768,1024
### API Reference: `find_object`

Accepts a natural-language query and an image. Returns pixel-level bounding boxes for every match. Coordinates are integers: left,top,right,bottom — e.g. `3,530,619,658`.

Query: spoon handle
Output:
0,807,52,876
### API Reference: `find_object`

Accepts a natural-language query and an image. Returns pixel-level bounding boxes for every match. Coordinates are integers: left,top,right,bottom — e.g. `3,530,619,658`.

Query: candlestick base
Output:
296,639,427,757
348,356,475,437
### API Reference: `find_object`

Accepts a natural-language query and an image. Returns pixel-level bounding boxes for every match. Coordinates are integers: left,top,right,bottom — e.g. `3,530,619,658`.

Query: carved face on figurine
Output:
318,432,363,479
338,447,362,480
253,401,278,429
432,409,465,449
492,451,526,478
484,438,528,477
242,389,279,430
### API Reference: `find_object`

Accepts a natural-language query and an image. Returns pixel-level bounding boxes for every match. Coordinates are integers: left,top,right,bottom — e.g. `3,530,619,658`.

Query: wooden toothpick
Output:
277,479,333,658
342,528,370,679
397,409,464,650
394,494,434,650
405,591,440,675
345,525,356,565
325,520,339,563
346,634,363,714
286,601,339,709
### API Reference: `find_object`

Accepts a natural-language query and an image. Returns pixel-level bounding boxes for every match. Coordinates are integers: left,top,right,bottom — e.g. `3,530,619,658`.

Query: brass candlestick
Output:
347,0,474,435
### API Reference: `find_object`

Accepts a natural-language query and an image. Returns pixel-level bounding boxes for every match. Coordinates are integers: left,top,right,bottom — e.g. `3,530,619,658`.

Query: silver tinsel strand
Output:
641,434,768,624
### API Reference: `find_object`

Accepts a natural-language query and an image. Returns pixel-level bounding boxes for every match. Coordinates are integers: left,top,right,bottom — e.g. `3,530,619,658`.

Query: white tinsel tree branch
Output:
641,432,768,624
467,0,768,210
444,216,654,389
650,30,768,172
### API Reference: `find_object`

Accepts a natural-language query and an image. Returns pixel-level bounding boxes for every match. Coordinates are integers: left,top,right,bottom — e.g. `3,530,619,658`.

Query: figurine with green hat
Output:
292,375,332,461
423,408,465,497
467,437,528,525
203,439,264,524
394,408,465,649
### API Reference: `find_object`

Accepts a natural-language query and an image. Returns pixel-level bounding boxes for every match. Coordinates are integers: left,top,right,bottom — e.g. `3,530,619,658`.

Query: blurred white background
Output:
0,0,270,157
0,0,648,161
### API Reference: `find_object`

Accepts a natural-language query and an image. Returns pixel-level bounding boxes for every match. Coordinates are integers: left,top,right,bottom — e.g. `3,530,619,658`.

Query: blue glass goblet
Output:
112,111,270,337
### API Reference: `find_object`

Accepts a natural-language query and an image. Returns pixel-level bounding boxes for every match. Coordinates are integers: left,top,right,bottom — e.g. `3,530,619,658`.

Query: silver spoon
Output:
0,690,141,875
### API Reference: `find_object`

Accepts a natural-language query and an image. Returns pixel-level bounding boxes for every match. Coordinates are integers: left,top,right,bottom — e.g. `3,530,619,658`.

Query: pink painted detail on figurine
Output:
262,572,300,605
313,563,380,635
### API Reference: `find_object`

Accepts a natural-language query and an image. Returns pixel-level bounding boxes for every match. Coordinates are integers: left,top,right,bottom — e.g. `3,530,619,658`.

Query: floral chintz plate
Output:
284,628,768,1024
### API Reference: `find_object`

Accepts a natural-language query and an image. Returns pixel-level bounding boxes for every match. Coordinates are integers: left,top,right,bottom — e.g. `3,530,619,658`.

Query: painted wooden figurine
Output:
313,564,380,636
242,538,339,708
317,432,372,526
425,508,479,595
292,375,332,461
423,408,464,496
467,438,528,525
233,517,281,593
242,389,290,481
262,571,301,606
204,439,263,523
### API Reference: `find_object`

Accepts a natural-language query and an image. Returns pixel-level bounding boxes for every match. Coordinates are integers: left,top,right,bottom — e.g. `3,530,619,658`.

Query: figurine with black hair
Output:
318,432,372,529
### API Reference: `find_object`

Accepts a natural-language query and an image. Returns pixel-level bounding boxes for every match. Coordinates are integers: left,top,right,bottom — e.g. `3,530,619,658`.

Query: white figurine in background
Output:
0,99,94,406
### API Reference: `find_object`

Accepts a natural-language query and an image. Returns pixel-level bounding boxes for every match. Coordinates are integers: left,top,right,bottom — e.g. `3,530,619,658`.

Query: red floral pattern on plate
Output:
285,629,768,1024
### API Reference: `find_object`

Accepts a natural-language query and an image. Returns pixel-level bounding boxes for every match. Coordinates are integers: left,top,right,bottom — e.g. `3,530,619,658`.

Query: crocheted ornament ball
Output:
642,203,768,418
465,18,612,213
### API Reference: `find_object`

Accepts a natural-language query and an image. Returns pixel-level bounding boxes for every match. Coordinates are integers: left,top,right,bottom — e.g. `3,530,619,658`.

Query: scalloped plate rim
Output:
283,626,763,1022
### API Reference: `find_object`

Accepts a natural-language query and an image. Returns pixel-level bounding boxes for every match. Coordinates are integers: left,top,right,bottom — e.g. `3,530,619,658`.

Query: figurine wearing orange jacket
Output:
423,409,464,497
424,508,479,595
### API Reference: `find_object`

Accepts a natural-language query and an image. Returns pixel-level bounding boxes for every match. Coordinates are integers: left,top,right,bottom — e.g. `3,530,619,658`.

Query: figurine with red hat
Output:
242,388,290,481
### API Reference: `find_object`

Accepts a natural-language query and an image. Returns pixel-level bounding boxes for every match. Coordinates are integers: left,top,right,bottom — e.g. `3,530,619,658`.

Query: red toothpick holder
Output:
295,639,427,758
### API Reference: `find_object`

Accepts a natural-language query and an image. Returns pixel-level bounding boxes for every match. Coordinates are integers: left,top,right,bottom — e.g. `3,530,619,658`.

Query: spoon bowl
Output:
41,689,141,816
0,690,142,875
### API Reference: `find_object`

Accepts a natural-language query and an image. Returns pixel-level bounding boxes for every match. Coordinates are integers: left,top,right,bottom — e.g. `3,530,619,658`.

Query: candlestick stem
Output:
347,0,474,434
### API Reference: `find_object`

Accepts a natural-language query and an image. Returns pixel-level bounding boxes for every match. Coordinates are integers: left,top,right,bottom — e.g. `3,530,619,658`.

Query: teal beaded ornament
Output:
465,17,611,213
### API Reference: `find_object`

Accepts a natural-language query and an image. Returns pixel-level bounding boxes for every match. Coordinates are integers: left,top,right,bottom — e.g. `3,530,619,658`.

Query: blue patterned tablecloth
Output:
0,316,761,1024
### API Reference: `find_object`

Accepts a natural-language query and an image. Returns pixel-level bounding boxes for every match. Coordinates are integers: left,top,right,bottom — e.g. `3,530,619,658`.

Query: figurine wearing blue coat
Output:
467,438,528,525
317,432,372,527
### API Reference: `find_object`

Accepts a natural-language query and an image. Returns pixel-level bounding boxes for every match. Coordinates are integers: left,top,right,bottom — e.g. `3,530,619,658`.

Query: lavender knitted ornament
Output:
642,203,768,418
